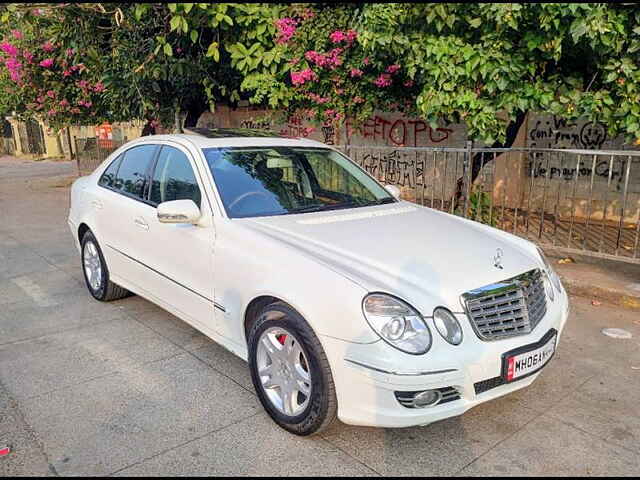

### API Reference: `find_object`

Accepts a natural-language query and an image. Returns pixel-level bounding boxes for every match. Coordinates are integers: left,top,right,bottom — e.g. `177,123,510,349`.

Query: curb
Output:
559,274,640,310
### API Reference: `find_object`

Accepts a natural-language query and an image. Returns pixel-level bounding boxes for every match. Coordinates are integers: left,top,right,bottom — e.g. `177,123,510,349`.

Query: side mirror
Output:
157,199,201,224
385,184,401,200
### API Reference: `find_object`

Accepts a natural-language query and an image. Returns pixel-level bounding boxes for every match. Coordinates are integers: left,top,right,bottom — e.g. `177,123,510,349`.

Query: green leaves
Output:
206,42,219,62
2,2,639,144
569,19,588,42
170,15,188,33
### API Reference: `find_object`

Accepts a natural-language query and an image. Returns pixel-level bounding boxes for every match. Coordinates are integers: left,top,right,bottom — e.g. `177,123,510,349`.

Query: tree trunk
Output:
174,107,182,134
454,111,528,210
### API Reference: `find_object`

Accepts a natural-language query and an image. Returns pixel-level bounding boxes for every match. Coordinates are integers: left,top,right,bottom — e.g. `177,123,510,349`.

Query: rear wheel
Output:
248,302,337,436
81,230,130,302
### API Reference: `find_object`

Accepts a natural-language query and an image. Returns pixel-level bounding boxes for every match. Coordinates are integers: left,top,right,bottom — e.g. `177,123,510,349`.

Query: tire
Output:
248,301,337,436
80,230,131,302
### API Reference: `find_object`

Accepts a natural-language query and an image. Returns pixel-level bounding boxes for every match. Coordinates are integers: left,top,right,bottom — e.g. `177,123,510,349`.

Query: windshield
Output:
203,147,396,218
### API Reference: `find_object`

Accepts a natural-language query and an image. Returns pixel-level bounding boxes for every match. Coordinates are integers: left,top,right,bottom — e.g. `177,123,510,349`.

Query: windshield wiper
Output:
373,197,397,205
288,201,361,214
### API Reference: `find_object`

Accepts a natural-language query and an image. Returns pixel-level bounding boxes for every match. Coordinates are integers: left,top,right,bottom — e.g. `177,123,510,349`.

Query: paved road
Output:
1,155,639,476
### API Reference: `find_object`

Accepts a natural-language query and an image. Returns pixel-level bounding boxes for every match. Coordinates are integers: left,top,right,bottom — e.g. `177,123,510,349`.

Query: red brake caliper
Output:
276,334,287,345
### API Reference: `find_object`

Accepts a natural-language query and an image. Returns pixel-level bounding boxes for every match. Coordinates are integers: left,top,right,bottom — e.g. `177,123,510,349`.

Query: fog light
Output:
412,389,442,408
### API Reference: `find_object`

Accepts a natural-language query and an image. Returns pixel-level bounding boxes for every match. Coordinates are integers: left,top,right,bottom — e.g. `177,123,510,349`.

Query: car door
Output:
91,144,159,290
133,143,216,333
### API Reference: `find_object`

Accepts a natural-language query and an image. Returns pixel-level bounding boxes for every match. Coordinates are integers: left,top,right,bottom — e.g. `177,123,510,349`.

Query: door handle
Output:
91,200,103,210
134,217,149,230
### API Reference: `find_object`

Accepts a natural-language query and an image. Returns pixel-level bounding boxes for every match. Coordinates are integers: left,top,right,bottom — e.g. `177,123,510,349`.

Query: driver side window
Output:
150,146,201,207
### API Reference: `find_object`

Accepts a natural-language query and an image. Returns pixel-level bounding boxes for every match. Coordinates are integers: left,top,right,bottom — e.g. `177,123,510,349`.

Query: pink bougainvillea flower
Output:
77,79,89,89
374,73,392,87
46,90,56,98
5,57,22,79
93,82,106,93
62,69,72,77
327,48,343,69
11,30,23,40
275,17,298,44
345,30,358,43
47,109,56,116
350,68,363,78
305,50,324,66
329,30,346,43
23,50,34,63
308,93,330,104
403,80,415,87
363,57,370,66
291,68,317,86
41,41,55,52
386,64,401,74
59,99,69,107
0,42,19,56
39,58,54,68
65,48,74,57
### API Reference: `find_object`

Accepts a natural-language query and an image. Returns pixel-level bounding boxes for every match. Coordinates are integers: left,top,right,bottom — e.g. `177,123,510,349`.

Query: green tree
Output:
0,3,285,130
236,3,640,149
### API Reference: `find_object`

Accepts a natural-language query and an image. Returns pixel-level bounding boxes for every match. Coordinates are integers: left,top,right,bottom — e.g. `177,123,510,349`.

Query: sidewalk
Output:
546,250,640,310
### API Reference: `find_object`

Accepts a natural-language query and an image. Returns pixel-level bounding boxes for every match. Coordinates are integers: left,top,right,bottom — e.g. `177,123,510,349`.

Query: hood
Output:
242,202,542,314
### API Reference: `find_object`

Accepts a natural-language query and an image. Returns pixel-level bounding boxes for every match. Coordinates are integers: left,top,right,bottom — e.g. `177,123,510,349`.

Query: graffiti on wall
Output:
237,114,334,143
239,119,271,130
528,115,608,150
527,157,637,192
345,115,455,147
526,115,640,191
357,149,426,187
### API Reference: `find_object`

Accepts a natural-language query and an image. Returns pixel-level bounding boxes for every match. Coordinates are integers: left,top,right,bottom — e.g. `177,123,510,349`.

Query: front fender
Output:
213,219,380,348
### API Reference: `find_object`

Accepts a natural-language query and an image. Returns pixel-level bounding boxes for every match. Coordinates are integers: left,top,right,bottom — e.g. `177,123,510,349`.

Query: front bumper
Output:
321,287,570,428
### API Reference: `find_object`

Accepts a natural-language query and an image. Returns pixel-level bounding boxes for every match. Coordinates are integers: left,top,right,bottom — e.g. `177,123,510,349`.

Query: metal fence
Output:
338,144,640,264
74,137,126,175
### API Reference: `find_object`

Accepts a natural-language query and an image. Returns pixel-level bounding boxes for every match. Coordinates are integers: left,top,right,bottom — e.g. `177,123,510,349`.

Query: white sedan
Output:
68,129,570,436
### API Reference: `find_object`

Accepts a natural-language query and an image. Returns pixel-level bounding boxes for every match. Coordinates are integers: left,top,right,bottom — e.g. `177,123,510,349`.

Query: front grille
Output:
461,269,547,341
395,387,461,408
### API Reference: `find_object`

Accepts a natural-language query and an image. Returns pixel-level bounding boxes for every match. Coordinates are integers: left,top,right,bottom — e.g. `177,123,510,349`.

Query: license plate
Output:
502,331,557,382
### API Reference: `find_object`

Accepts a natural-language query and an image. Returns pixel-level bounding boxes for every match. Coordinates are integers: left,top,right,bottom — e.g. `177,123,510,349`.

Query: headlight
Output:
362,293,432,355
433,308,463,345
536,247,563,294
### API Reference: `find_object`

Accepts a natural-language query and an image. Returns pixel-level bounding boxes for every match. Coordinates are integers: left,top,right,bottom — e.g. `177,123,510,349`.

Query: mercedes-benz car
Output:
67,128,570,436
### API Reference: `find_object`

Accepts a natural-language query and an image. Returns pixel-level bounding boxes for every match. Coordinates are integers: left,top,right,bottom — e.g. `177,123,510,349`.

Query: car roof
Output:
135,128,332,150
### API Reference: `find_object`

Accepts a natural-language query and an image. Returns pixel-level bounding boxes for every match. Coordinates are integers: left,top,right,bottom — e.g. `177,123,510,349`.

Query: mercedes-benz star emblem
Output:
493,248,504,270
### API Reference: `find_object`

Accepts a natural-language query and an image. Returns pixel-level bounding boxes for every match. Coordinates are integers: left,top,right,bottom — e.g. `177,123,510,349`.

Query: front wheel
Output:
81,230,130,302
248,302,337,436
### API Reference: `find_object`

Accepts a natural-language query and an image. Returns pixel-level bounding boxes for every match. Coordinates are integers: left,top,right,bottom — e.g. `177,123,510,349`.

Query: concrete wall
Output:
5,118,146,159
